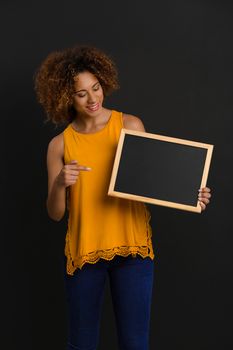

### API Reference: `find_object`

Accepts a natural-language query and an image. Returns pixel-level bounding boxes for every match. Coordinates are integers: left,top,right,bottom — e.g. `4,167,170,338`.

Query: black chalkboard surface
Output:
108,129,214,213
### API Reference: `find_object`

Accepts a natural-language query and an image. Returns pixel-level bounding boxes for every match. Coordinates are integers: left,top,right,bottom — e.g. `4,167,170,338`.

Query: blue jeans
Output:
63,254,154,350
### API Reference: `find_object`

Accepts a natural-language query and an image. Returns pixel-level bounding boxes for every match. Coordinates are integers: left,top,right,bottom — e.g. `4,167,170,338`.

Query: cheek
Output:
97,89,104,100
73,97,86,108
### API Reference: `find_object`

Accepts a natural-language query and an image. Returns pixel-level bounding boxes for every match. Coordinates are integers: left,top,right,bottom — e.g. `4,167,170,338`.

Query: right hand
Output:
56,160,91,188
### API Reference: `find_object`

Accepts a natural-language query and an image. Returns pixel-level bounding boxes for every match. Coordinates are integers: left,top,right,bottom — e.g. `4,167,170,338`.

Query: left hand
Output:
198,187,212,212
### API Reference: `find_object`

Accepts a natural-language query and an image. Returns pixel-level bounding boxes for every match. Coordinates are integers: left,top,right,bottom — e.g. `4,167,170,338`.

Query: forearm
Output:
46,178,66,221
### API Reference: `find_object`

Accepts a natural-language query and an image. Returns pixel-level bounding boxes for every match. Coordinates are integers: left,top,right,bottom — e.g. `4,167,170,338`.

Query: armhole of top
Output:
62,129,67,164
62,129,70,211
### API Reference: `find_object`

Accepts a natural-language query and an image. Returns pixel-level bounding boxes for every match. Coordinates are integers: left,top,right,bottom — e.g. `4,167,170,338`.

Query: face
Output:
72,71,104,117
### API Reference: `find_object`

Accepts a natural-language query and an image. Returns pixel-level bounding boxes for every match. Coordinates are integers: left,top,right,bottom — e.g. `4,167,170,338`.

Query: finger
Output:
199,197,210,205
65,164,92,171
198,192,211,199
69,160,92,169
69,179,78,184
66,165,80,170
65,160,79,170
68,174,80,181
201,192,211,199
198,200,206,211
70,180,78,186
199,187,211,192
77,165,92,171
64,165,79,172
67,170,80,176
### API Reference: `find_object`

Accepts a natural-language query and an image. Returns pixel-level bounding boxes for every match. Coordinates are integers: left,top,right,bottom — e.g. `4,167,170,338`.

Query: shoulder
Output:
47,131,64,158
122,113,146,132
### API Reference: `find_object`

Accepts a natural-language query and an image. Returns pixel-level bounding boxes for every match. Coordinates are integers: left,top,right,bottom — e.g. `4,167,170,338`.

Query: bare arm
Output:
122,113,146,132
46,133,92,221
46,133,66,221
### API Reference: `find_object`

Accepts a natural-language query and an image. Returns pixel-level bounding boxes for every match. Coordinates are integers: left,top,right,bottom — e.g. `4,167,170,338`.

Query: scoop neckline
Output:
70,110,114,136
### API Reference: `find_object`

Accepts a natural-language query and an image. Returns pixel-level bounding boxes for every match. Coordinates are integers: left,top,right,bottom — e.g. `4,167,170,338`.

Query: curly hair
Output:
33,45,120,126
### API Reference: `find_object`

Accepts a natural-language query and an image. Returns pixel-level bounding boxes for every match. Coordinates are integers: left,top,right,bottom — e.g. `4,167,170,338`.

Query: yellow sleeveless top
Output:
63,109,154,275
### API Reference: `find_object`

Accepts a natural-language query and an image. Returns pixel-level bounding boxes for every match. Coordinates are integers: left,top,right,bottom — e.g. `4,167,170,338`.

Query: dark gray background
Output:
1,0,232,349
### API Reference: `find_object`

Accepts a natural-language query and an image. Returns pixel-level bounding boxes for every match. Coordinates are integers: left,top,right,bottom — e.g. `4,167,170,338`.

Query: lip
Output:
86,103,100,111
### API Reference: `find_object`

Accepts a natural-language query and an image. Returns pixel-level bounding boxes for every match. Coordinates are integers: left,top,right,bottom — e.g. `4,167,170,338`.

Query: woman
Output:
34,45,211,350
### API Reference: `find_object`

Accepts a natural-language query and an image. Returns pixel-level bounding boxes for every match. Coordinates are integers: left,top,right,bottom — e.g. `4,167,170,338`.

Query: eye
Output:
93,85,100,91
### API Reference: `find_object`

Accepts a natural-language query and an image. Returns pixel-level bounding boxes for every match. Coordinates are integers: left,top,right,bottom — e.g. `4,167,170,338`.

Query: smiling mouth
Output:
87,103,100,111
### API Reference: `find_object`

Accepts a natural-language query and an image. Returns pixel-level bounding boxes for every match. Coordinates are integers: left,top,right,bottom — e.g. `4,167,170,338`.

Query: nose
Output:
87,91,97,104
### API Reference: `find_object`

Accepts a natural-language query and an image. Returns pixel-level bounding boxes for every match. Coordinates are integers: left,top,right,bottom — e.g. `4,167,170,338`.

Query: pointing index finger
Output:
77,165,92,171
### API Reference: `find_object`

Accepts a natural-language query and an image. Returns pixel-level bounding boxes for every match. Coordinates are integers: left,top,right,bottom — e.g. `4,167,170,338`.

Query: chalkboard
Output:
108,129,214,213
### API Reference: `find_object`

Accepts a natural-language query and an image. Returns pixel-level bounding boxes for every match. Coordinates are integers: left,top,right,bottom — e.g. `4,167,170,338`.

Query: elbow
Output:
46,200,65,222
49,213,64,222
47,210,64,222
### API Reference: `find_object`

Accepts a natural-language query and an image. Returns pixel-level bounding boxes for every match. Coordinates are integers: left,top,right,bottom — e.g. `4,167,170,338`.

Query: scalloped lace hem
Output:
65,246,154,275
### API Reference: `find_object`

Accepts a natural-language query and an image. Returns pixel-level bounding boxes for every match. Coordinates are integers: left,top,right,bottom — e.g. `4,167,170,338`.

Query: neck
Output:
72,108,112,132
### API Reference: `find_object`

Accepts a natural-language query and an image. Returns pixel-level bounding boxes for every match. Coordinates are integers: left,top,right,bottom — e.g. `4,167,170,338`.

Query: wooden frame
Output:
108,129,214,213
